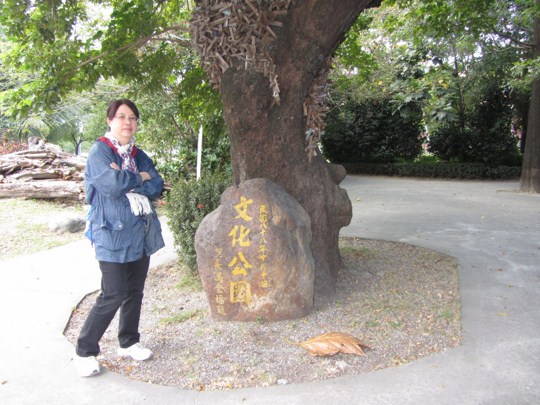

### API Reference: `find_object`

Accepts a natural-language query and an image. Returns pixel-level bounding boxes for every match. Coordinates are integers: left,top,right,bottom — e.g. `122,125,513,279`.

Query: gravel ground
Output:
64,237,461,390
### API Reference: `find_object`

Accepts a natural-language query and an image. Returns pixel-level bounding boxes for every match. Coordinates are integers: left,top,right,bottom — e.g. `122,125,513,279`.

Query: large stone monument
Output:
195,178,315,321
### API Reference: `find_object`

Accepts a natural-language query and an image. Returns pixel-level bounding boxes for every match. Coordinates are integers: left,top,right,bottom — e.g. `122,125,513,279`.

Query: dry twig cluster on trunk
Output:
190,0,292,104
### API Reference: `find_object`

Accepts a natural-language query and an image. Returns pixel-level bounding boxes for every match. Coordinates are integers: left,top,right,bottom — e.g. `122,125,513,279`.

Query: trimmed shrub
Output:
321,96,423,164
428,87,520,166
428,123,521,166
343,162,521,179
165,172,232,273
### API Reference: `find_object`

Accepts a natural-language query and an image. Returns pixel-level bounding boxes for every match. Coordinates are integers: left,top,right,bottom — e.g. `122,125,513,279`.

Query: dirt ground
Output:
64,237,462,390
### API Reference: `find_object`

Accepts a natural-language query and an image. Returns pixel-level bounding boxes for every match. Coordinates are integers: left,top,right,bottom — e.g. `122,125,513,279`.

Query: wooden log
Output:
51,156,86,171
0,180,84,201
10,170,63,181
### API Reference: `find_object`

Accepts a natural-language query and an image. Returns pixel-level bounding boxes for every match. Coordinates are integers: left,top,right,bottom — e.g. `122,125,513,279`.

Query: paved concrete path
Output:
0,175,539,404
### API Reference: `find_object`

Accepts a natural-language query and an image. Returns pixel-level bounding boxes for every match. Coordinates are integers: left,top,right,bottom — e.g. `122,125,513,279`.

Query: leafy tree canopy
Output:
331,0,539,134
0,0,193,117
1,0,230,178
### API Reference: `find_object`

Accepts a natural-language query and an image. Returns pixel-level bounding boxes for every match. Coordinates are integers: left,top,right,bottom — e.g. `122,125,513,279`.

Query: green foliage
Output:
428,85,521,165
155,136,231,183
176,64,226,144
343,161,521,179
321,94,423,164
387,0,498,39
0,0,96,115
1,0,229,161
165,172,231,273
330,0,536,170
0,0,194,115
332,3,478,134
134,61,231,183
334,13,377,82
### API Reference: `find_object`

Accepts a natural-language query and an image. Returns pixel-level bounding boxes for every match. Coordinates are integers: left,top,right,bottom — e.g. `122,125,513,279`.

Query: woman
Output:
75,99,165,377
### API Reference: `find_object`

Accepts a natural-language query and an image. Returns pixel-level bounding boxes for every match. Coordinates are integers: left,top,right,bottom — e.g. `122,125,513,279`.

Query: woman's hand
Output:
140,171,152,181
110,162,120,170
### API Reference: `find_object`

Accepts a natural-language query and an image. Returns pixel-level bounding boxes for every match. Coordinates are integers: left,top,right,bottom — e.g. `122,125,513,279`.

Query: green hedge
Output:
428,86,520,166
342,162,521,179
321,96,423,164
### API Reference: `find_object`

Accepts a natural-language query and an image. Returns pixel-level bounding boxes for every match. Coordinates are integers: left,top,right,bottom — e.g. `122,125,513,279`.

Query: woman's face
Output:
107,104,138,145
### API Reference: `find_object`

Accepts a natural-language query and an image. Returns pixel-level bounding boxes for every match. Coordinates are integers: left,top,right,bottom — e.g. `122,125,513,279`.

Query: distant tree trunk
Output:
520,0,540,193
192,0,380,295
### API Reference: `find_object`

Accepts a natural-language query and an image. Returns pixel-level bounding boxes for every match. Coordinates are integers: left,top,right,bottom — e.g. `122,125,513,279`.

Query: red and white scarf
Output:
104,132,138,173
103,132,152,216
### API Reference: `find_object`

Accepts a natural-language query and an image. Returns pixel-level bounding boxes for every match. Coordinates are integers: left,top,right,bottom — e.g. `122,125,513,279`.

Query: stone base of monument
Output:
195,178,315,321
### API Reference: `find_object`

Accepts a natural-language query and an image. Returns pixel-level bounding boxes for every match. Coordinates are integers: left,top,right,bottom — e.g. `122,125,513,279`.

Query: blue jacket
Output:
85,139,165,263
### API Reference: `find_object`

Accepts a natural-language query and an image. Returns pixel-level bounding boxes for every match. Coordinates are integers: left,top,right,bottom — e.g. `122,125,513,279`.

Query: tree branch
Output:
493,30,534,49
66,24,189,76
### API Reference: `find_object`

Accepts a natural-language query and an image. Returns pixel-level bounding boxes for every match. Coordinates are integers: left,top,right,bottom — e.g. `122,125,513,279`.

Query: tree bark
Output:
217,0,379,295
520,0,540,193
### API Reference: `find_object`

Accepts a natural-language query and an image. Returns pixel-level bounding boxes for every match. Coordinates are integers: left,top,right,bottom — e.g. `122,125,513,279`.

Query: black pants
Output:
76,255,150,357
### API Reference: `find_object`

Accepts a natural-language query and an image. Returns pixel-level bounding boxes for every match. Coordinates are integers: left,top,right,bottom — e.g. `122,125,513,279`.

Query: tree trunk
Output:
520,0,540,193
211,0,378,295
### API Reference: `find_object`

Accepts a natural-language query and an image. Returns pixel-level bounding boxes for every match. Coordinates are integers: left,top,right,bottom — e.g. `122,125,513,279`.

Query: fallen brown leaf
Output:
288,332,371,357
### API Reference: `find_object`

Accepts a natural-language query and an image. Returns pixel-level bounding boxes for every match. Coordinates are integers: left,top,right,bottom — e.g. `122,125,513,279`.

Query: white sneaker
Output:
117,342,153,361
75,355,100,377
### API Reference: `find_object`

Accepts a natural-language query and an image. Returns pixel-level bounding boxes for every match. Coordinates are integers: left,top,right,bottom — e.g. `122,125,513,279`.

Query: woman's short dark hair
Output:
106,99,140,120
